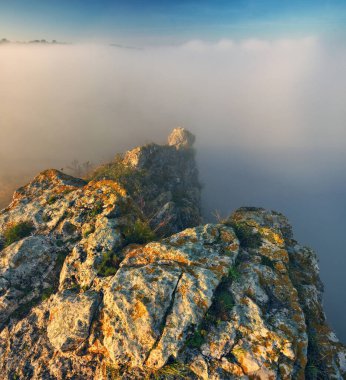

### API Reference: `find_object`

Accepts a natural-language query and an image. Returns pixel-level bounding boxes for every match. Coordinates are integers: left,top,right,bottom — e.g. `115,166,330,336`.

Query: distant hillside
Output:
0,38,65,45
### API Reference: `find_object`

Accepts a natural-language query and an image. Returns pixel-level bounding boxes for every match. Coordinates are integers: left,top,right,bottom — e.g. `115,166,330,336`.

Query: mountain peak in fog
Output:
0,129,345,379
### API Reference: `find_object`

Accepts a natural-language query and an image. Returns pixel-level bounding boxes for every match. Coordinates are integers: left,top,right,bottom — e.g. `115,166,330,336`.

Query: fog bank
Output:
0,38,345,340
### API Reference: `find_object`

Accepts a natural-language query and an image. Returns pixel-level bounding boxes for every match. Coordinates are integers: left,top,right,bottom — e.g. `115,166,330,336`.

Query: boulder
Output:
167,127,195,149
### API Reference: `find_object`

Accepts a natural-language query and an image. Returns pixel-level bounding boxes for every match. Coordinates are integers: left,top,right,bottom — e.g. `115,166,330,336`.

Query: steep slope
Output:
89,127,202,236
0,129,345,379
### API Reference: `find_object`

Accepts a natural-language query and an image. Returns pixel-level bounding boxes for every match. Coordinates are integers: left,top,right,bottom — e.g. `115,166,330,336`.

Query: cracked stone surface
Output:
47,289,101,352
0,132,345,379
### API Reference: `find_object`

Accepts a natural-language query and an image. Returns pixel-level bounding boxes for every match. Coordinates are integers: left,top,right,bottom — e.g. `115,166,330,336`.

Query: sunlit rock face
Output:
167,127,196,150
0,130,345,379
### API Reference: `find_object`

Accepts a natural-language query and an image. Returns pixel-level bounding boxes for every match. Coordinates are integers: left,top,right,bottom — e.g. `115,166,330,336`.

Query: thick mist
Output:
0,38,345,340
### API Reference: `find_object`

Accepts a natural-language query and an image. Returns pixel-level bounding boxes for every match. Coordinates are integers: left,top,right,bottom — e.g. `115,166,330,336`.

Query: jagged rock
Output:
0,170,138,318
168,127,195,149
93,128,202,235
288,244,346,378
0,236,58,327
0,132,345,379
221,207,346,380
102,224,239,369
59,210,129,290
181,209,308,379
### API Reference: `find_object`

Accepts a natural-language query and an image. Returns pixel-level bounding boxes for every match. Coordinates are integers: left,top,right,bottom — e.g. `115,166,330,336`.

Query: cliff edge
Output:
0,129,344,379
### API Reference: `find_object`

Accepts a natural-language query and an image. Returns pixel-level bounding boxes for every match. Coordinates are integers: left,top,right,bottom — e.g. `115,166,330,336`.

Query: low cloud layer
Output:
1,37,346,340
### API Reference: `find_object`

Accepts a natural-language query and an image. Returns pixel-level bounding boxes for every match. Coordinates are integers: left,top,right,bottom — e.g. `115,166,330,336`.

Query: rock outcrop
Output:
0,129,345,379
91,127,202,237
167,127,196,149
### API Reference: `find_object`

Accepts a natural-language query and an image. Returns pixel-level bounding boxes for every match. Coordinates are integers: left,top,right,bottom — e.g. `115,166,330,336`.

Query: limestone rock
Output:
0,133,344,380
101,224,239,369
94,128,202,235
47,290,100,352
0,236,59,327
168,127,196,149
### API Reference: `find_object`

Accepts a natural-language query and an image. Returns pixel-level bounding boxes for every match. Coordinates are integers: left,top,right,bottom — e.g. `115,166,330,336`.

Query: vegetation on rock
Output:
96,250,122,277
228,266,241,281
227,221,262,248
0,131,344,380
3,221,35,247
153,361,192,379
89,154,145,197
88,201,104,217
123,218,156,245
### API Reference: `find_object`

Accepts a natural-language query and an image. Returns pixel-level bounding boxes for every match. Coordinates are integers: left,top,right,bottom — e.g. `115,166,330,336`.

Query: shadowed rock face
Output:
0,131,345,379
92,128,202,236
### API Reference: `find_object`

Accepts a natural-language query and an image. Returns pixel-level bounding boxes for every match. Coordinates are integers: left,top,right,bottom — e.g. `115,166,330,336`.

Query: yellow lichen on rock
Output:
0,138,345,379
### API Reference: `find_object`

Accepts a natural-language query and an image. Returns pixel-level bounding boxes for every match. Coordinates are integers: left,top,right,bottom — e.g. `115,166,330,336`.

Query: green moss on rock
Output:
123,219,156,245
226,222,262,249
3,221,35,247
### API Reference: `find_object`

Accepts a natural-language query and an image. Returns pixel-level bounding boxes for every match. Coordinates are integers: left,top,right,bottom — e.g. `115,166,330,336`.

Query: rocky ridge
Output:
0,128,345,379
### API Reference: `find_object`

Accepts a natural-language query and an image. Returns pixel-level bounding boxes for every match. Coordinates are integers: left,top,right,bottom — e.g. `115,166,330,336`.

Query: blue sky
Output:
1,0,346,44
